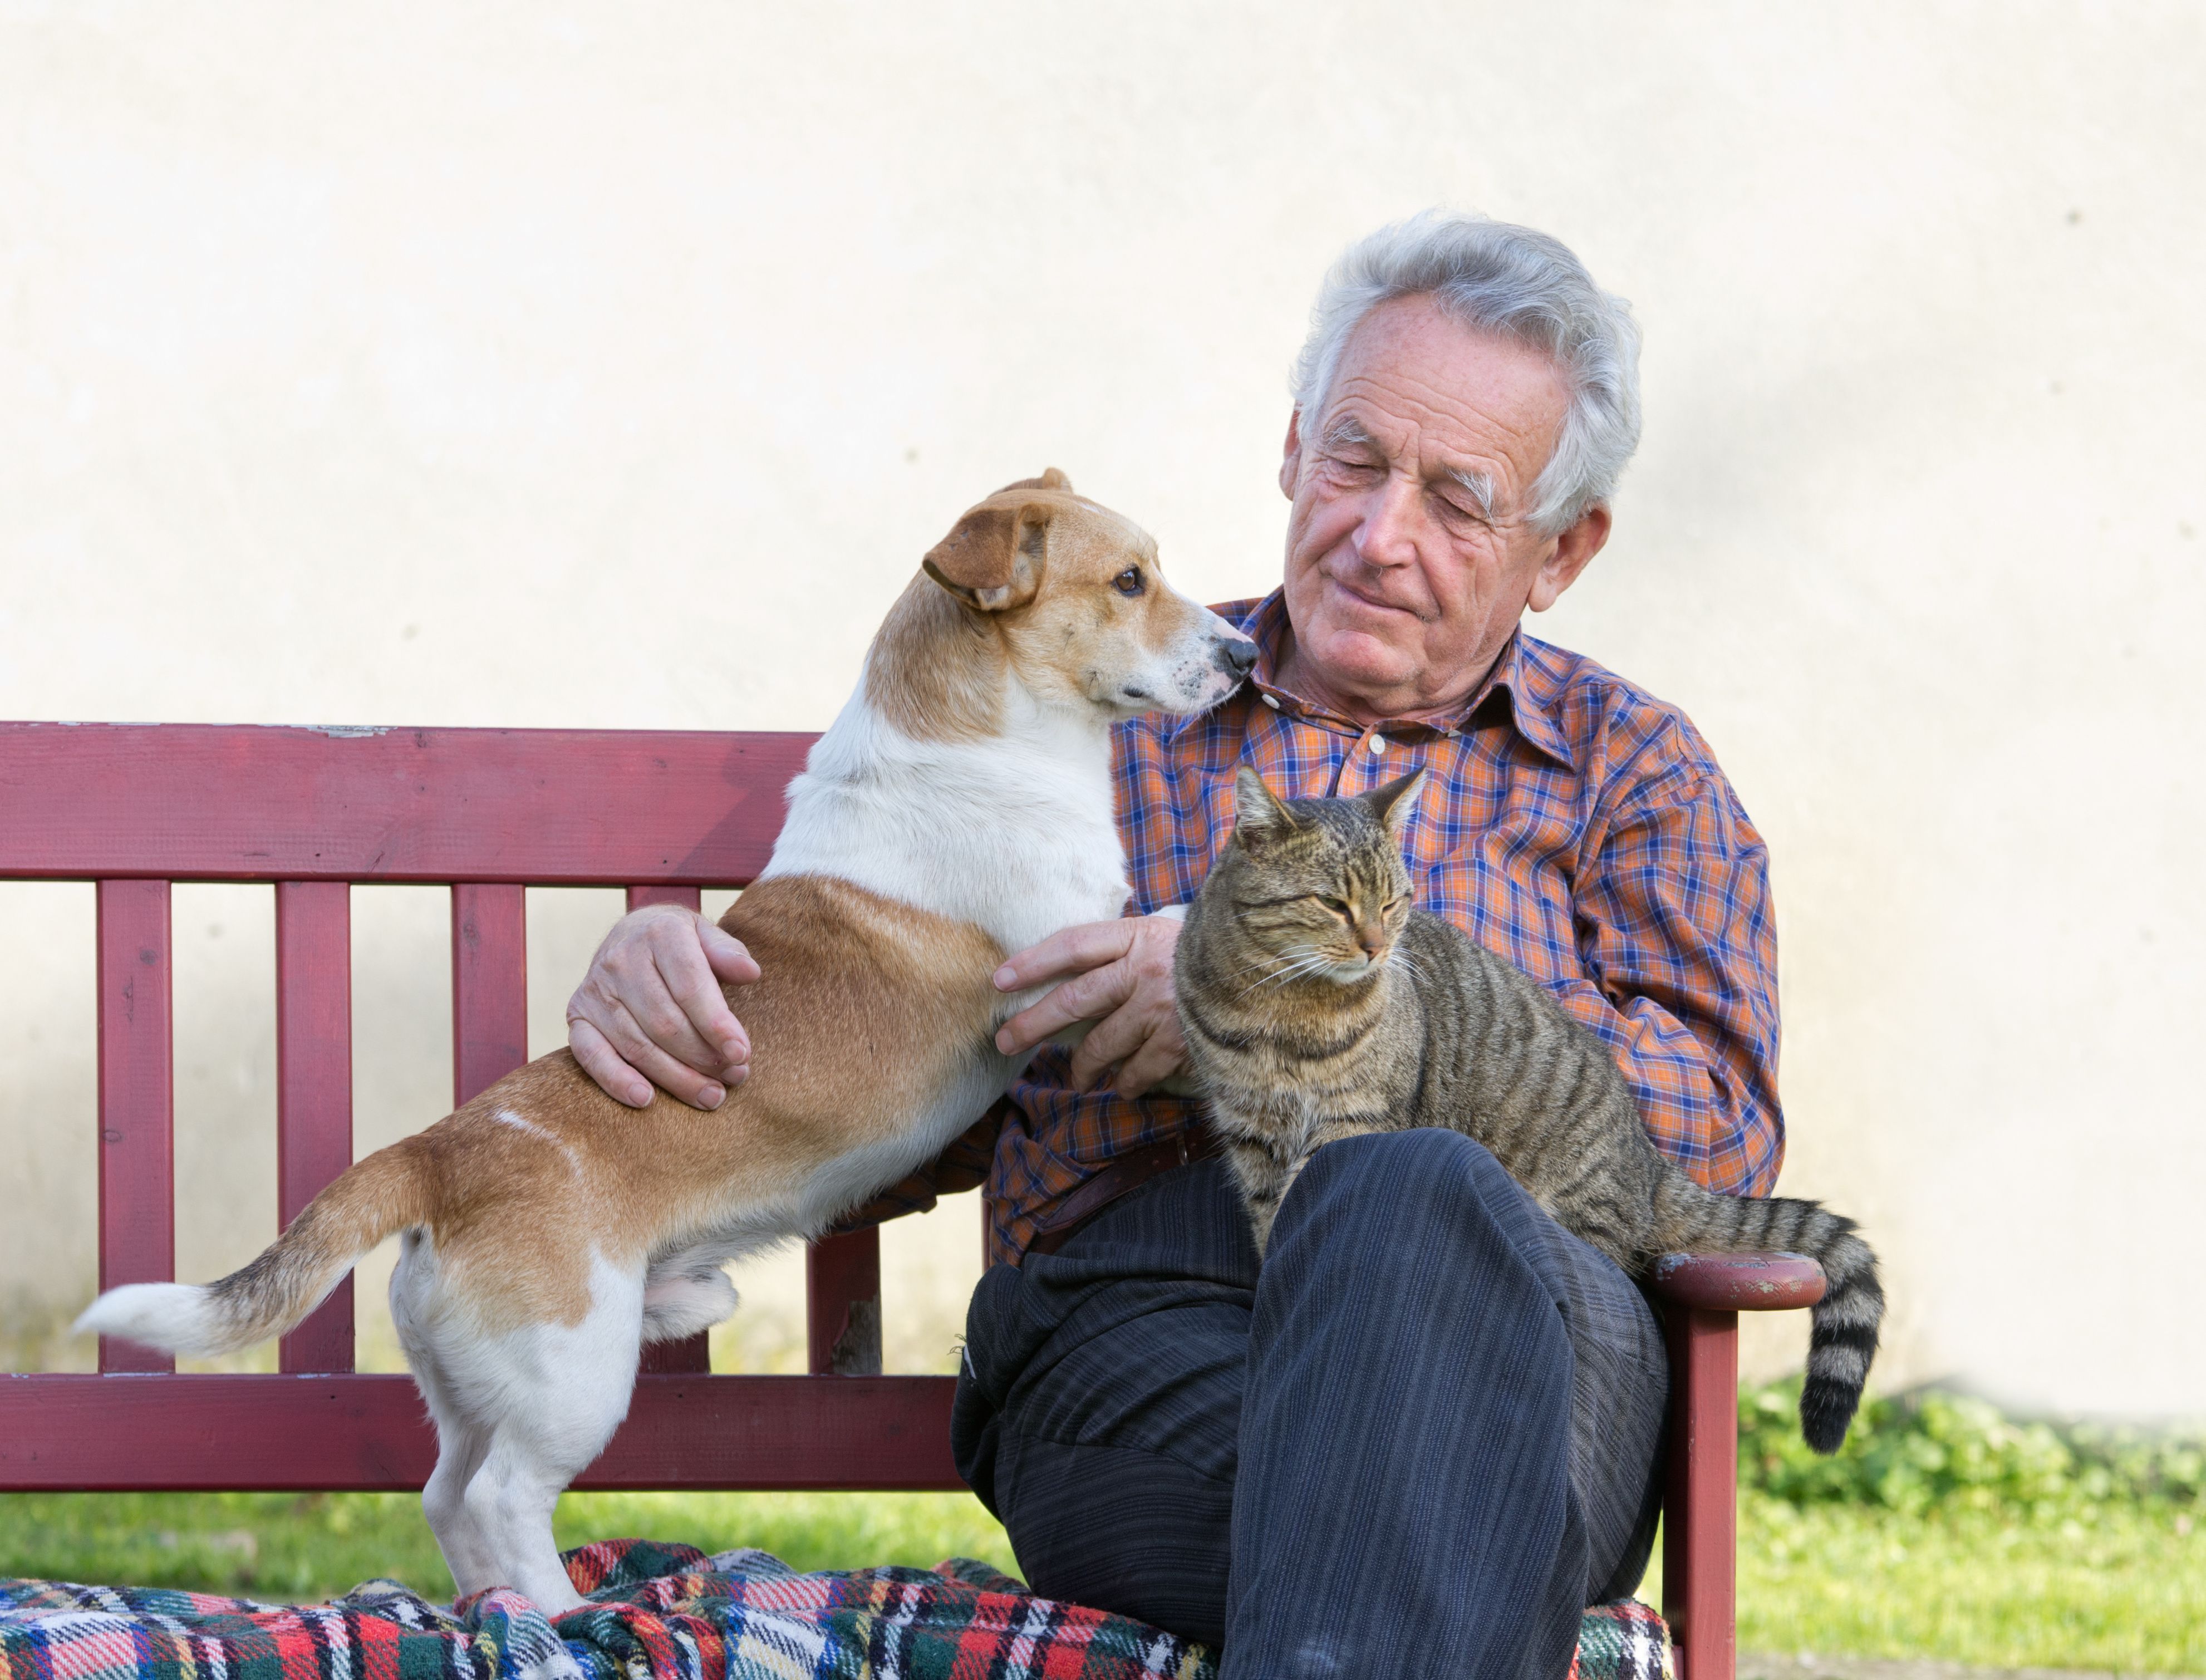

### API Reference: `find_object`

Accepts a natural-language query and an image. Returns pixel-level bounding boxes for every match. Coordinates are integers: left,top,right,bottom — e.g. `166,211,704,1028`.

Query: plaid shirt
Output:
869,590,1784,1266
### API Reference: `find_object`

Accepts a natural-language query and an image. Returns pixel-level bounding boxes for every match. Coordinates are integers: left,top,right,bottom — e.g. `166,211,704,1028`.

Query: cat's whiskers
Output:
1231,949,1333,999
1223,946,1333,1000
1391,951,1433,985
1221,945,1323,984
1250,955,1338,994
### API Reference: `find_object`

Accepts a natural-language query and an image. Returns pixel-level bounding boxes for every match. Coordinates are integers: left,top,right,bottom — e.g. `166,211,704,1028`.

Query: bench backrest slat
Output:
450,882,530,1107
623,883,717,1377
0,724,813,885
276,880,355,1374
96,878,176,1374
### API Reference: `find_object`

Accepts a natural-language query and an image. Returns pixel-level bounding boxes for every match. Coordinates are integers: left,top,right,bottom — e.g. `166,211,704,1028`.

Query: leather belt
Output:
1024,1128,1220,1259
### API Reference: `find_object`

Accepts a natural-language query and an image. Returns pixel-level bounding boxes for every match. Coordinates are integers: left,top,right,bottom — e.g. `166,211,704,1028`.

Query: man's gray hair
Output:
1290,211,1643,536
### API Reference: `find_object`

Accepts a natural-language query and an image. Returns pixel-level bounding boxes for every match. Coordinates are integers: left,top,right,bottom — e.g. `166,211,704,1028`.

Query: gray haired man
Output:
571,213,1784,1678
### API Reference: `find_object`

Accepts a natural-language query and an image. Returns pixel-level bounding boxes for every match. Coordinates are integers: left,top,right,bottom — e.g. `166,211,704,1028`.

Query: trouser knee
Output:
1274,1127,1551,1279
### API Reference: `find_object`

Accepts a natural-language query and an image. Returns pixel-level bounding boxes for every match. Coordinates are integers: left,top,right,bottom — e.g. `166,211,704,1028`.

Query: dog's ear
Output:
1232,765,1301,851
1364,767,1427,838
922,499,1051,612
993,467,1073,494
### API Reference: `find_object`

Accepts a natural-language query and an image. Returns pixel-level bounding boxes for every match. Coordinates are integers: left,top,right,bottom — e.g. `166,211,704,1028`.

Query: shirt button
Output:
1260,692,1281,710
1368,734,1388,755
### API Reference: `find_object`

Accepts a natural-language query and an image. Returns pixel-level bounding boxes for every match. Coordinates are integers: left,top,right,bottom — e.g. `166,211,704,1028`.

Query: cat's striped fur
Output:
1174,765,1882,1453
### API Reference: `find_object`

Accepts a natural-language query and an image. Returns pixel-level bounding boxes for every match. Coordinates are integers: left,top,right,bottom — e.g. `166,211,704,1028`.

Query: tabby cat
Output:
1173,765,1883,1453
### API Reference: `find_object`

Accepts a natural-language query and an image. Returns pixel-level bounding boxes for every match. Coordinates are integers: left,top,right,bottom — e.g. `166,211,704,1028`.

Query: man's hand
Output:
567,905,761,1110
993,915,1188,1098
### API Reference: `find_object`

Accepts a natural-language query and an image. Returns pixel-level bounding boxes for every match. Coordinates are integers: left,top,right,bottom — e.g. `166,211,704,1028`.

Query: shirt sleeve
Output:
1556,744,1785,1196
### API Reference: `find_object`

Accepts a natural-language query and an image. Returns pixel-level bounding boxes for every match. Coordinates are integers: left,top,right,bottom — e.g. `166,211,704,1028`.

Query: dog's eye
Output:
1113,567,1145,597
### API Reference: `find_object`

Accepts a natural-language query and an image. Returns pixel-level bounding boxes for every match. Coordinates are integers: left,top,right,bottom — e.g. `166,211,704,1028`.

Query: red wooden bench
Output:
0,720,1820,1680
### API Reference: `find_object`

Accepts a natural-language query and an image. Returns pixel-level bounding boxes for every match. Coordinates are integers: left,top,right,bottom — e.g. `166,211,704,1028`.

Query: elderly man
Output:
567,212,1781,1678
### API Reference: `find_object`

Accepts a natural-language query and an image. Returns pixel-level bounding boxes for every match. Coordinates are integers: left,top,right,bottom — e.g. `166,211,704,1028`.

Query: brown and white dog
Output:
77,470,1255,1613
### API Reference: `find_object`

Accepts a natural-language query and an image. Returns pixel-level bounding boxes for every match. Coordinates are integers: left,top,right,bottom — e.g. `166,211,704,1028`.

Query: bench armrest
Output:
1655,1252,1821,1680
1653,1251,1825,1311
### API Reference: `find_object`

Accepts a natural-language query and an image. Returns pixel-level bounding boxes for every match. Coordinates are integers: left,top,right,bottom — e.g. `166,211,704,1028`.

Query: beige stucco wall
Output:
2,3,2200,1413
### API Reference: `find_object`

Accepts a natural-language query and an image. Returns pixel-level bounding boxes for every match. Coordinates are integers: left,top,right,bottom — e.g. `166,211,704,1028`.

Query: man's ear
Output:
922,500,1050,612
993,466,1073,494
1278,411,1303,500
1364,767,1427,837
1527,504,1611,613
1233,765,1301,850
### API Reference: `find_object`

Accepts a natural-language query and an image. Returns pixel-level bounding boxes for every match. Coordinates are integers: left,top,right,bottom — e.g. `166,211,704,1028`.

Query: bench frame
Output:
0,720,1809,1680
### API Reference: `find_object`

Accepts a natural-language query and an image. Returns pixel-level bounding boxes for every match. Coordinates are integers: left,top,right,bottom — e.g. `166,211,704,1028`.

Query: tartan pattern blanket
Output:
0,1538,1669,1680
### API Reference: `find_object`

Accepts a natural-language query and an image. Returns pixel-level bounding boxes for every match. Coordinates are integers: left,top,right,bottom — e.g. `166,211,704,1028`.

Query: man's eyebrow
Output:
1320,414,1379,452
1444,465,1497,520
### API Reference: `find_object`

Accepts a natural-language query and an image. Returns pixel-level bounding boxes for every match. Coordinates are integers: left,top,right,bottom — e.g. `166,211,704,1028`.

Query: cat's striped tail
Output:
1648,1168,1884,1453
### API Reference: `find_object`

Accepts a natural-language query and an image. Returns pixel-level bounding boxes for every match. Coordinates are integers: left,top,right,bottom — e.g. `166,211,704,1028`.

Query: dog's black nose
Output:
1222,637,1259,677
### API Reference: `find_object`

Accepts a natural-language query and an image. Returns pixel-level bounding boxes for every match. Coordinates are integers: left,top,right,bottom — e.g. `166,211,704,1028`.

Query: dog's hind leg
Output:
421,1413,498,1597
391,1231,503,1598
460,1257,645,1615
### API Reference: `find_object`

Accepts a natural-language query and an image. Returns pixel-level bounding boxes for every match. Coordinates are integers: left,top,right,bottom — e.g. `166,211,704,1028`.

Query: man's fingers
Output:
569,1018,655,1108
995,962,1136,1057
994,990,1093,1058
650,918,751,1064
1111,1021,1191,1100
701,921,763,988
583,921,745,1079
1067,1004,1148,1090
994,920,1138,992
591,998,734,1109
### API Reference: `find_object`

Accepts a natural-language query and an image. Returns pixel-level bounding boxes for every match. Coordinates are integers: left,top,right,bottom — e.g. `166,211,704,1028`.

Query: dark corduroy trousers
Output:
952,1129,1669,1680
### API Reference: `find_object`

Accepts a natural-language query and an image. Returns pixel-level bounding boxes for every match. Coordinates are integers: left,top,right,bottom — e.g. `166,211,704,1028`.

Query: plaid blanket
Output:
0,1538,1669,1680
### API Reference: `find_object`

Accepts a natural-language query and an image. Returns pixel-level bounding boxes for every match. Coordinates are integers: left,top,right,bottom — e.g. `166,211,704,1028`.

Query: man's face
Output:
1277,293,1610,723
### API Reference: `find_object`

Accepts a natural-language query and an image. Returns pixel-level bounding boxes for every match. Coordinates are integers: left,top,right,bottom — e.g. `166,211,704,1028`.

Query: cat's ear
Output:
1365,767,1427,837
1232,765,1301,850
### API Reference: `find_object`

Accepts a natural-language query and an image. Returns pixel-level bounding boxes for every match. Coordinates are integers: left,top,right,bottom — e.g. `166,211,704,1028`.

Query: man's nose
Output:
1355,472,1422,568
1221,637,1258,677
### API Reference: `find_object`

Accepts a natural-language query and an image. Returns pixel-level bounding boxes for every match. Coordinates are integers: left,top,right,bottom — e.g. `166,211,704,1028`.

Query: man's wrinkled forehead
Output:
1313,297,1567,495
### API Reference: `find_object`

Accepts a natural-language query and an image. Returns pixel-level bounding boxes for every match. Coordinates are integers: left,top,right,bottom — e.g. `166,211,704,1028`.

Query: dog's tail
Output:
75,1138,438,1358
1649,1163,1884,1455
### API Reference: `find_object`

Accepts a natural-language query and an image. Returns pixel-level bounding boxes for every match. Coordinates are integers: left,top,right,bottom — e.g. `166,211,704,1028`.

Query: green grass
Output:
1717,1382,2206,1673
0,1490,1016,1605
1727,1495,2205,1673
3,1387,2202,1671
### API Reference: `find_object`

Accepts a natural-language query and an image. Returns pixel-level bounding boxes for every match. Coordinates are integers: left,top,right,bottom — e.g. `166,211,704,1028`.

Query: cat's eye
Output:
1318,896,1350,917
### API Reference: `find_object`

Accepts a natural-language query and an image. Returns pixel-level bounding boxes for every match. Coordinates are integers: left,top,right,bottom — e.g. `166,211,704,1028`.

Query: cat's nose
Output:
1356,927,1385,959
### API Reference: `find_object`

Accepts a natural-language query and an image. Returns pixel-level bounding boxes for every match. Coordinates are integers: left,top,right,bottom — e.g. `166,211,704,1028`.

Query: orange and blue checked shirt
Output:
889,589,1785,1267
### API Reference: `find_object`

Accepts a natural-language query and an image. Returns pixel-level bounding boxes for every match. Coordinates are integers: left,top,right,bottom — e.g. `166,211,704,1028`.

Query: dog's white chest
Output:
760,694,1129,957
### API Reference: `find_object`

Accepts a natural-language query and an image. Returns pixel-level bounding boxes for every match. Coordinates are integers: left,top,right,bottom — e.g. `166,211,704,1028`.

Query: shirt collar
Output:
1240,588,1577,773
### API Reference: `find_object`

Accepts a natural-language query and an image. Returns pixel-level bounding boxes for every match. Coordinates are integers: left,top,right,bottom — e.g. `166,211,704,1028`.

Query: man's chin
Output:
1301,623,1421,692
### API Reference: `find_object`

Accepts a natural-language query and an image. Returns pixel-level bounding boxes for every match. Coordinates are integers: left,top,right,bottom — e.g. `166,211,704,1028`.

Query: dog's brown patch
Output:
357,875,1008,1332
865,575,1008,743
